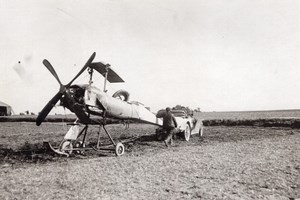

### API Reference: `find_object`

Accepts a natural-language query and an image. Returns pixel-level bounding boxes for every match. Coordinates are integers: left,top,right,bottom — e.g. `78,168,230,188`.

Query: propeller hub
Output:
59,85,67,93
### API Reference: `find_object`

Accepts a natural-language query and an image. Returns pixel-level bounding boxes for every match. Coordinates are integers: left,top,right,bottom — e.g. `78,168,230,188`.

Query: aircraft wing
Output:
89,62,124,83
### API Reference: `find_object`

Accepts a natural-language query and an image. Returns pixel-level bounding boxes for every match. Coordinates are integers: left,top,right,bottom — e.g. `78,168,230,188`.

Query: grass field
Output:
0,110,299,199
195,109,300,119
198,110,300,128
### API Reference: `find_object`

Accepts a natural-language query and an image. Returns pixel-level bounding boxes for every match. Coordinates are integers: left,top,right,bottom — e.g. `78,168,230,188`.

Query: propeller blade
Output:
36,92,63,126
66,52,96,87
43,59,63,86
37,52,96,126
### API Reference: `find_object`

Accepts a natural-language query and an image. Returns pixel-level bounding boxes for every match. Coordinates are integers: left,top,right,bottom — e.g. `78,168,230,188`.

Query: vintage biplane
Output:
36,52,164,156
36,52,202,156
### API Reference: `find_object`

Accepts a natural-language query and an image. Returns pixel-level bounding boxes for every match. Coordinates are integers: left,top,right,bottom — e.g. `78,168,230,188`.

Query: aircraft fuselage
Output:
60,84,162,126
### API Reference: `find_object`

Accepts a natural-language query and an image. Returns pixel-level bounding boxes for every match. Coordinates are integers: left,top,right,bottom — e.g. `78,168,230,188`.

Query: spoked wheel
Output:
60,140,73,155
115,142,125,156
184,123,191,141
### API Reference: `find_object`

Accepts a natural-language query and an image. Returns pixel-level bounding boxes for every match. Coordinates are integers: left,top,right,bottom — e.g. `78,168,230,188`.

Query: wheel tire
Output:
199,126,204,137
199,126,204,141
184,124,191,141
115,142,125,156
74,141,85,154
112,90,130,101
60,140,73,155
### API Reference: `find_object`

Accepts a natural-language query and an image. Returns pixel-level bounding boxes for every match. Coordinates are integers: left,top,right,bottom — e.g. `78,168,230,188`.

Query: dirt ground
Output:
0,121,299,199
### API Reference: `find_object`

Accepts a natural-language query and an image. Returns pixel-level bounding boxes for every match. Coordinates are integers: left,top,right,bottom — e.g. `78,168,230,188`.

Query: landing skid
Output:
43,141,70,157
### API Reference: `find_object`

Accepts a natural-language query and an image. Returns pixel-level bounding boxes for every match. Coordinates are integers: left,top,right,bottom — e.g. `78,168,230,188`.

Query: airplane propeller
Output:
42,59,63,87
36,52,96,126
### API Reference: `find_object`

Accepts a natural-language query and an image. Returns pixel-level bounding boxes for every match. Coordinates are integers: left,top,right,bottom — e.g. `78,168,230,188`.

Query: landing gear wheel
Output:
74,141,85,154
115,142,125,156
60,140,73,155
184,124,191,141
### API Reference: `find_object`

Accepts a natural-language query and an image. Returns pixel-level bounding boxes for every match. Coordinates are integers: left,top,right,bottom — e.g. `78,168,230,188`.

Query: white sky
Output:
0,0,300,113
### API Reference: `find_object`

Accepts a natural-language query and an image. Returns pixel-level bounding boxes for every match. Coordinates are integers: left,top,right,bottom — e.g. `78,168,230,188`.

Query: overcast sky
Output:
0,0,299,114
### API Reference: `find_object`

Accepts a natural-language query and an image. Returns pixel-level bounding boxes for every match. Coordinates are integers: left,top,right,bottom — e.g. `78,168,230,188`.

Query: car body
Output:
156,109,203,141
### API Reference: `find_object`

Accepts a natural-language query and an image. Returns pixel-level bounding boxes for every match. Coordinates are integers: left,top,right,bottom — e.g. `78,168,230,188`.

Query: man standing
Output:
162,107,178,147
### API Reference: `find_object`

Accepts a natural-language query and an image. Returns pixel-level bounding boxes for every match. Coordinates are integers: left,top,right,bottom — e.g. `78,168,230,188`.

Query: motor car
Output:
156,109,203,141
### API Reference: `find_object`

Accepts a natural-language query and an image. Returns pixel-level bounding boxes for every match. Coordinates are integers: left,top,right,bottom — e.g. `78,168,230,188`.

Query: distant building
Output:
0,101,12,116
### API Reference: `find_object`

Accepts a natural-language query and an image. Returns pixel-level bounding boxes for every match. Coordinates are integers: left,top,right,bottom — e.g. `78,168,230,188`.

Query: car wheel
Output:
199,126,204,137
199,126,204,141
184,123,191,141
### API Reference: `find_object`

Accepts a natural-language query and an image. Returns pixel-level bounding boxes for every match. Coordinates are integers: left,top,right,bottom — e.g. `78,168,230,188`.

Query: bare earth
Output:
0,121,299,199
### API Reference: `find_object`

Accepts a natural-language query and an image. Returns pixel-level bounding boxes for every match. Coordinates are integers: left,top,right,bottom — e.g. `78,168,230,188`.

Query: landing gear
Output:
96,125,125,156
60,140,73,155
74,141,85,154
115,142,125,156
46,123,126,157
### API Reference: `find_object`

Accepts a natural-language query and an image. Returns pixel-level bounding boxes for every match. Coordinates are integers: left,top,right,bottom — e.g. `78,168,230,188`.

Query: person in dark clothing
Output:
162,107,178,147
